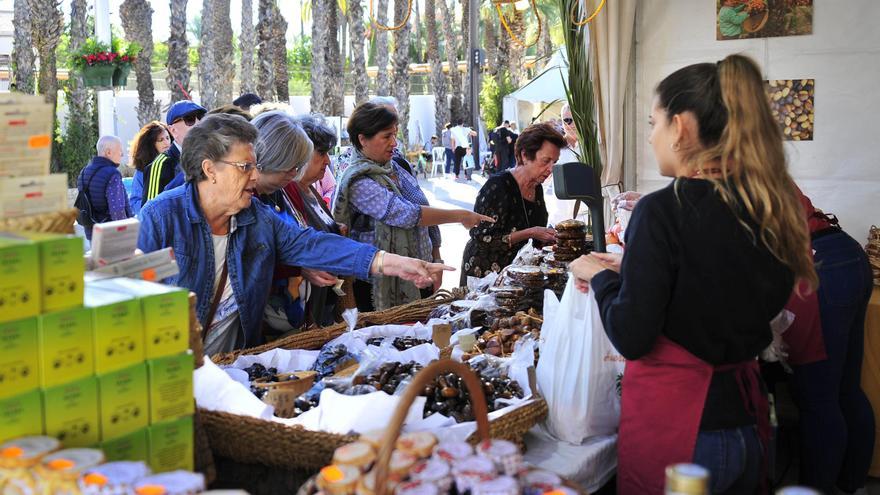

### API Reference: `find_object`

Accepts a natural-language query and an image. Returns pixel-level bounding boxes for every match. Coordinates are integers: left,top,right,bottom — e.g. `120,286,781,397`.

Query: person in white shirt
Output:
450,121,477,181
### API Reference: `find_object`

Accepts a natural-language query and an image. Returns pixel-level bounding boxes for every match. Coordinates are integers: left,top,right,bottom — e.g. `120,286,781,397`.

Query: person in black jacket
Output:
142,100,206,205
569,55,818,493
77,135,131,239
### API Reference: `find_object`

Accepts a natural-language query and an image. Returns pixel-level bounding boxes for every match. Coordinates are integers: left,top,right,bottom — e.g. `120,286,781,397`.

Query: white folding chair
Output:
431,147,446,177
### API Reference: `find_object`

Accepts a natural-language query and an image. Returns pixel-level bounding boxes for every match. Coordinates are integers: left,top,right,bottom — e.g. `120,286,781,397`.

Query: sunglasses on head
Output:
563,118,574,125
173,113,201,127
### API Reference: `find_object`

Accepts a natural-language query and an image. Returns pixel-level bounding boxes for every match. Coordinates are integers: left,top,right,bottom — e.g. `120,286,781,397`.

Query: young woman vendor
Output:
569,55,817,494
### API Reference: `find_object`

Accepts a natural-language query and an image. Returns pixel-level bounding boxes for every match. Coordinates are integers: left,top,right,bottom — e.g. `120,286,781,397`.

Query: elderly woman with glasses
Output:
138,114,452,355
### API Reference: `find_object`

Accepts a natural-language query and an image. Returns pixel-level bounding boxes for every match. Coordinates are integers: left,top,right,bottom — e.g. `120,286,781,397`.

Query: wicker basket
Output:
0,208,78,234
212,288,467,365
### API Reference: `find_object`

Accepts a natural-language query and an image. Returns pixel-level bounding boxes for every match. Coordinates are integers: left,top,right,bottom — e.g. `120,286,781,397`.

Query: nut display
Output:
366,337,432,351
353,361,424,395
766,79,814,141
311,344,359,379
465,315,539,359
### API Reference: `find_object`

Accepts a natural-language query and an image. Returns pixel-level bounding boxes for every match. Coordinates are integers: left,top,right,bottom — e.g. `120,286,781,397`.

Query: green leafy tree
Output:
479,70,515,129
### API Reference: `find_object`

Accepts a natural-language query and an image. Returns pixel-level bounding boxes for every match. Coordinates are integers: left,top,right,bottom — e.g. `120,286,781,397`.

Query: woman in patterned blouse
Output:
460,123,565,284
334,102,492,311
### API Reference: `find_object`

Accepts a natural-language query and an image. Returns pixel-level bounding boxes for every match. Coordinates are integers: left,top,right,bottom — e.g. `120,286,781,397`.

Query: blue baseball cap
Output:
166,100,207,125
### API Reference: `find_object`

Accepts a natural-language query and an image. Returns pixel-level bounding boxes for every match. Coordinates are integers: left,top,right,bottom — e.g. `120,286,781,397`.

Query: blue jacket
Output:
77,156,131,239
130,170,144,215
138,182,378,348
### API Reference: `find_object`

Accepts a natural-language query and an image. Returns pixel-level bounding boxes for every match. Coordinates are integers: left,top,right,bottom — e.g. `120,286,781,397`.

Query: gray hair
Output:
369,96,399,111
96,135,122,155
252,111,314,180
249,102,293,118
180,114,258,183
296,114,337,153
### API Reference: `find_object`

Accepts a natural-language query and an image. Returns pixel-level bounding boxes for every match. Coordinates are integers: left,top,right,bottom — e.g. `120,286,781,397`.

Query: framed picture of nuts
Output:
765,79,815,141
716,0,813,40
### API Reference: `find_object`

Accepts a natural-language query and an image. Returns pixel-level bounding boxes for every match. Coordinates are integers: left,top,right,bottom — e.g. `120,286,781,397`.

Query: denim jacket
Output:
138,182,377,349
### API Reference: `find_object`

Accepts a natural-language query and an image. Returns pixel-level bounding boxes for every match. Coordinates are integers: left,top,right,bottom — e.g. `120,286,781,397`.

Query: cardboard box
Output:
91,278,188,359
98,363,149,441
91,247,180,281
0,174,68,218
42,376,99,448
0,316,39,399
148,415,193,473
84,283,144,374
101,427,149,463
3,232,84,312
0,389,43,443
38,306,94,388
147,352,193,423
90,218,140,266
0,237,40,323
0,93,54,178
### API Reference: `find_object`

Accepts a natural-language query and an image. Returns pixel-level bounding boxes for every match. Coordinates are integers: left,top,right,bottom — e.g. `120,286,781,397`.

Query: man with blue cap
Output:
142,100,207,204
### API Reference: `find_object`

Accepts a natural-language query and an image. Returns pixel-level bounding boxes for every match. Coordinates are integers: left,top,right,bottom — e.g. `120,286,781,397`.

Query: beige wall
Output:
633,0,880,240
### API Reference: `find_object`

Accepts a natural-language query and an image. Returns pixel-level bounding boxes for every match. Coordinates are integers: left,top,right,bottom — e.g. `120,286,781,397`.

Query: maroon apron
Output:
617,336,770,494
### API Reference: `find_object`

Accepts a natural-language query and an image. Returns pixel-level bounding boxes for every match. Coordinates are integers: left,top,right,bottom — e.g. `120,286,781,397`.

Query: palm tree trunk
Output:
413,0,421,63
460,0,470,120
374,0,390,96
12,0,35,94
391,0,410,146
538,17,553,62
27,0,63,109
326,1,344,115
309,0,326,111
240,0,256,94
198,0,222,109
68,0,89,118
167,0,191,102
121,0,161,126
483,10,498,80
425,0,446,135
257,0,276,100
272,6,289,103
506,9,527,87
348,0,370,105
212,0,234,106
439,0,461,123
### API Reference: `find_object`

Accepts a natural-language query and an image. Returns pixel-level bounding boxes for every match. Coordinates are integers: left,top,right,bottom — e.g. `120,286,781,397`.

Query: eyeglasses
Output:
216,160,263,173
563,118,574,125
172,114,201,127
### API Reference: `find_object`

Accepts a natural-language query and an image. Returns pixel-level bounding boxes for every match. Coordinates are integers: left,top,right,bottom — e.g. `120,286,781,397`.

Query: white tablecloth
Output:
523,427,618,493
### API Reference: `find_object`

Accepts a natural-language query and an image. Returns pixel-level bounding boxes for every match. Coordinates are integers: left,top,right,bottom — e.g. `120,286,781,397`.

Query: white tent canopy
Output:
509,49,569,103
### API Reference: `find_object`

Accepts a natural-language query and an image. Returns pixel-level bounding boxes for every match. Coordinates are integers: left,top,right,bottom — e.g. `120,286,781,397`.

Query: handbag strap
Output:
203,262,228,341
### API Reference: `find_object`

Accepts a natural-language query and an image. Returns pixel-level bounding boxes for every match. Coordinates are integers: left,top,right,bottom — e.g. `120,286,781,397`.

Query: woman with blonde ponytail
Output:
570,54,815,494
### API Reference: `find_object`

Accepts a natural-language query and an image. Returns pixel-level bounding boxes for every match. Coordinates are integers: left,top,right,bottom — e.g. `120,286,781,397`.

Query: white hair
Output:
96,135,122,155
561,103,571,118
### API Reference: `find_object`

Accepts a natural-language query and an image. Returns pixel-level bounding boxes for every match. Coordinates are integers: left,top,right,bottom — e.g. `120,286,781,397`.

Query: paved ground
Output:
416,171,487,289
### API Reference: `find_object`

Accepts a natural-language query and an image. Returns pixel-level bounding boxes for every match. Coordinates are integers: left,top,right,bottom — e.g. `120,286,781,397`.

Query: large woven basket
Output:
198,394,547,471
0,208,78,234
212,288,467,365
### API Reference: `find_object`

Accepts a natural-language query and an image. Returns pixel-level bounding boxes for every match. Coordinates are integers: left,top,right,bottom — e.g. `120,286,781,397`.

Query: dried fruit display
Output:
766,79,815,141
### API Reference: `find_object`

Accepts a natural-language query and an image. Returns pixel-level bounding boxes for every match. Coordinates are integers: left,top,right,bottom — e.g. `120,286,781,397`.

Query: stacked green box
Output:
0,389,43,442
97,362,149,441
3,232,84,312
0,237,40,323
42,376,100,447
0,316,39,399
101,427,149,463
84,283,145,374
147,352,194,423
148,415,194,473
38,306,94,388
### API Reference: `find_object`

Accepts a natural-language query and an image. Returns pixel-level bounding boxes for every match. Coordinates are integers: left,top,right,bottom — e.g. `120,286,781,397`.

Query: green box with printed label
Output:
5,232,84,312
98,362,149,441
84,283,144,374
42,376,100,448
90,278,188,359
148,415,193,473
0,389,43,443
0,316,39,399
0,237,40,323
38,306,94,388
101,427,149,463
147,351,193,424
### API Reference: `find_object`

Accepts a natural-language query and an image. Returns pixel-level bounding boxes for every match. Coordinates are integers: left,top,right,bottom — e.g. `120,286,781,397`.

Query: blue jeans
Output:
790,230,875,493
693,426,763,494
444,148,454,174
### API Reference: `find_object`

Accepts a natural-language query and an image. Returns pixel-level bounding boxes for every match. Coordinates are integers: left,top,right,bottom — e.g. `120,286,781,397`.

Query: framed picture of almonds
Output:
765,79,815,141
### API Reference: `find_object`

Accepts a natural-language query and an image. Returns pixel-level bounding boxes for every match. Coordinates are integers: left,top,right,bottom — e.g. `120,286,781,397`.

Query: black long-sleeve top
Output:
590,179,794,429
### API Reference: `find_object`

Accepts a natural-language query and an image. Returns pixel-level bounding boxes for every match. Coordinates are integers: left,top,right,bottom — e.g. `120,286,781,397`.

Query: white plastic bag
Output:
536,277,624,444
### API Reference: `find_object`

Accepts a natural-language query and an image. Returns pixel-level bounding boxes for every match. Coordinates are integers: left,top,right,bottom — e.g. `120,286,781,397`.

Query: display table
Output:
862,286,880,476
523,427,617,493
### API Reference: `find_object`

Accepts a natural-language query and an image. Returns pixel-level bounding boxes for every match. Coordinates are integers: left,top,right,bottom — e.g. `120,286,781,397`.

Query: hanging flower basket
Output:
113,64,132,88
81,64,116,88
